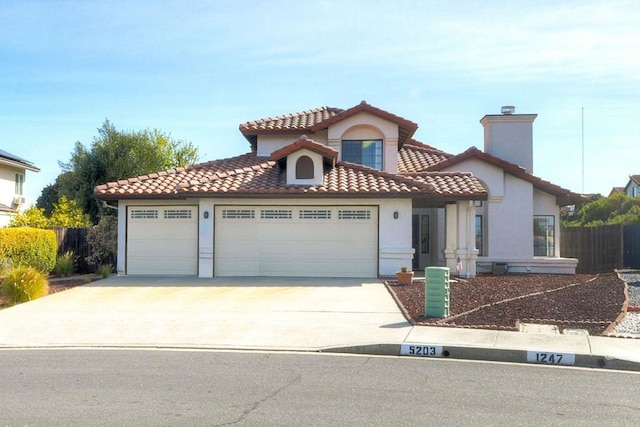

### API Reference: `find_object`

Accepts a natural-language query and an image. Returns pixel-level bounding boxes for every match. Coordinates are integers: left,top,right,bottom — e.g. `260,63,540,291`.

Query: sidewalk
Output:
0,275,639,371
329,323,640,372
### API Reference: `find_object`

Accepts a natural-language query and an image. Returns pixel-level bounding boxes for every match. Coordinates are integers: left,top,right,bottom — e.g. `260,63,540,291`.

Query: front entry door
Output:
412,213,431,270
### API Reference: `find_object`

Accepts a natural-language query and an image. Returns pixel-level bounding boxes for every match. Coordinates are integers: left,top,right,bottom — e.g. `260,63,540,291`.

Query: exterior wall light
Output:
393,211,399,219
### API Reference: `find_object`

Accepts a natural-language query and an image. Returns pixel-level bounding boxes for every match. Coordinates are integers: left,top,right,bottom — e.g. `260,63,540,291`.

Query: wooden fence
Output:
561,224,640,273
52,227,91,273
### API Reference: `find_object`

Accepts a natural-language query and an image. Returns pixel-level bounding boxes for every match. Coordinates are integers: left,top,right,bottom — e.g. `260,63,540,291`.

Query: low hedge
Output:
0,227,57,273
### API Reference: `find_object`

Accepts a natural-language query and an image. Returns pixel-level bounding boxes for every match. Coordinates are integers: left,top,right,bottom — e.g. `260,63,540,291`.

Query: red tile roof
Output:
270,136,338,163
426,147,584,205
240,101,418,149
310,101,418,146
96,152,484,200
397,139,452,173
409,172,488,199
240,106,343,134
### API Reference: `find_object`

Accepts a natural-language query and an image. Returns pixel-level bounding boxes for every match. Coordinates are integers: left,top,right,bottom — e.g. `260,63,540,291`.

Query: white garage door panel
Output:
127,206,198,275
215,206,377,277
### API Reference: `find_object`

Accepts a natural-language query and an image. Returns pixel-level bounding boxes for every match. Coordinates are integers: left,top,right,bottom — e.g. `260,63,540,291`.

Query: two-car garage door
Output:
214,205,378,277
126,204,378,277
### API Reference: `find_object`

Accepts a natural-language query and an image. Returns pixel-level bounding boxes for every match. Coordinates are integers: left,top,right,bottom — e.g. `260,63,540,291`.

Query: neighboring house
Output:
609,187,625,197
0,149,40,227
94,102,582,278
624,175,640,198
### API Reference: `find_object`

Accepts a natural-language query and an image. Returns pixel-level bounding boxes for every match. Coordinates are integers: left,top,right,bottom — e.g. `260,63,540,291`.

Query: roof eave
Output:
0,158,40,172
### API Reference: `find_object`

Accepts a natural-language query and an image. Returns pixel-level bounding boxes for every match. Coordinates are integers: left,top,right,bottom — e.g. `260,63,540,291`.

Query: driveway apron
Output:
0,276,412,350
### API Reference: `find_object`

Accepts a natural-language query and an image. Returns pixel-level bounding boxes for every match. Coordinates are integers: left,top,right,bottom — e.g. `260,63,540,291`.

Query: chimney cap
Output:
501,106,516,115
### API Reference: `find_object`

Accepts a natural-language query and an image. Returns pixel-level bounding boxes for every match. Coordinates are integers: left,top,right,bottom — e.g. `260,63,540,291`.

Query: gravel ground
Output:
612,270,640,337
613,313,640,337
618,270,640,307
386,273,627,336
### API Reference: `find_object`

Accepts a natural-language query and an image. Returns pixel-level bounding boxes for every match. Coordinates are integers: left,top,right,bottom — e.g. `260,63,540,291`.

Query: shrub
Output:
0,228,57,273
1,267,49,306
53,251,75,277
86,216,117,271
0,258,13,277
98,264,113,279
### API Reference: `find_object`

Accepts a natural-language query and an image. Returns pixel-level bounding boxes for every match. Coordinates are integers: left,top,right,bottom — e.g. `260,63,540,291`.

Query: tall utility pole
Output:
581,107,585,194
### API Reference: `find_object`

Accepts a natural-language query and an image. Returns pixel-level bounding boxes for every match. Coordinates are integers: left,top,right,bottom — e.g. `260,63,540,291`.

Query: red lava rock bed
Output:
385,273,626,336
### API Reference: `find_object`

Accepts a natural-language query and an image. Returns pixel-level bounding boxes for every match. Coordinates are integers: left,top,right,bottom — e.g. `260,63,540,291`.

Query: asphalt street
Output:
1,349,639,426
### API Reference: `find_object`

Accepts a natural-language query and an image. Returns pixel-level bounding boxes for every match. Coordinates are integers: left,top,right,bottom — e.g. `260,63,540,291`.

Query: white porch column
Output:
444,204,458,272
454,200,478,278
444,201,478,278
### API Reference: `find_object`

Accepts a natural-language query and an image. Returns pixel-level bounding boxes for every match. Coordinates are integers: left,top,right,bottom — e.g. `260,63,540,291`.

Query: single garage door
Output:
215,205,378,277
127,206,198,275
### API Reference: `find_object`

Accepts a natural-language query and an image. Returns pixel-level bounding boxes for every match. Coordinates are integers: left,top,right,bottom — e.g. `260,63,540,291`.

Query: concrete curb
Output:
321,343,640,372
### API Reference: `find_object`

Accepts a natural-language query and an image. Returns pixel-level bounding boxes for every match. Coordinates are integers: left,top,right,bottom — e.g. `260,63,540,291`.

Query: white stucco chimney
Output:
480,106,537,174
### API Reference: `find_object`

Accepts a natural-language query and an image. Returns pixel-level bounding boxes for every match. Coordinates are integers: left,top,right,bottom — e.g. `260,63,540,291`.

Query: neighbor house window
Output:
533,215,555,257
342,139,382,169
295,155,314,179
15,173,24,195
475,215,483,256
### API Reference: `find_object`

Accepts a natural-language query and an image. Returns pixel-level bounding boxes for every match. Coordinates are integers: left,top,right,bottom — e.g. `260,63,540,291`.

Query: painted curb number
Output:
527,351,575,366
401,344,443,357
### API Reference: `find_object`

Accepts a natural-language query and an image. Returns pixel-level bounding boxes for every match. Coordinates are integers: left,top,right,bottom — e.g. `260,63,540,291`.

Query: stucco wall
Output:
490,174,534,258
0,212,11,227
0,165,21,208
285,149,324,186
481,114,536,173
256,130,329,157
442,158,535,259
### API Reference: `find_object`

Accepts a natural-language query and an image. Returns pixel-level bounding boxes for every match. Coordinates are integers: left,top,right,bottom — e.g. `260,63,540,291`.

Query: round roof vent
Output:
501,106,515,115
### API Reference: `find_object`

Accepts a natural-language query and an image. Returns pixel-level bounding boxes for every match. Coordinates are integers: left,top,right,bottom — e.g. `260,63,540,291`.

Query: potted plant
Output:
395,266,414,285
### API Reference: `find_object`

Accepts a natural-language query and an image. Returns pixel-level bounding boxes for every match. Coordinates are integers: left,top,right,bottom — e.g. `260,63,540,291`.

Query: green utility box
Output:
425,266,450,318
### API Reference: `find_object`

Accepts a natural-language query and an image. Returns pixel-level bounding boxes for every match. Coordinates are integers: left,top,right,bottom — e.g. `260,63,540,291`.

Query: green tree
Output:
9,196,91,229
36,173,73,216
57,120,199,223
49,196,91,228
8,206,49,228
563,193,640,227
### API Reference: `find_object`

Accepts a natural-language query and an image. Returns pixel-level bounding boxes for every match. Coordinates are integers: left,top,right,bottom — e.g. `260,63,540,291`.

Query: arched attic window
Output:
295,155,314,179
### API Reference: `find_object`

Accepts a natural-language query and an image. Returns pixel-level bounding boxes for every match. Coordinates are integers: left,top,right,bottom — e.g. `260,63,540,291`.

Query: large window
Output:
533,215,555,257
342,139,382,170
475,215,483,256
14,173,24,195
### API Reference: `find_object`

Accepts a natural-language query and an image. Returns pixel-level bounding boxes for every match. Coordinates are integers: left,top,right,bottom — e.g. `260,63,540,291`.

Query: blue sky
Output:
1,0,638,204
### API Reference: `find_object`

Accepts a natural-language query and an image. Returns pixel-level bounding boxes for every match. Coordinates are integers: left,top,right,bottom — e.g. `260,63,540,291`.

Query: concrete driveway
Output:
0,276,412,350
